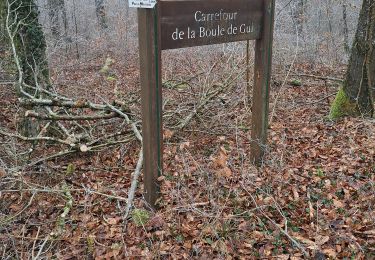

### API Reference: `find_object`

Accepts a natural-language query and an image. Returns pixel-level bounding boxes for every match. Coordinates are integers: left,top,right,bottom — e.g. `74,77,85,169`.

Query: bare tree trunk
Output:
48,0,60,41
342,4,350,54
0,0,5,40
48,0,68,43
294,0,305,36
330,0,374,119
368,5,375,102
10,0,50,88
0,0,6,57
72,0,80,59
95,0,108,30
5,0,50,136
0,0,8,82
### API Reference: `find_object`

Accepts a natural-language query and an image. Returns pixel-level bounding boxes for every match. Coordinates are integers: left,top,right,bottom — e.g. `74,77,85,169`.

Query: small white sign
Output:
129,0,156,8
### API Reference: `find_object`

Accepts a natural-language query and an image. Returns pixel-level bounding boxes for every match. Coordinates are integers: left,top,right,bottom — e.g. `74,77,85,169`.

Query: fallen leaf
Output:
80,144,89,152
316,235,330,246
333,199,344,208
292,187,300,201
164,129,174,139
322,248,337,258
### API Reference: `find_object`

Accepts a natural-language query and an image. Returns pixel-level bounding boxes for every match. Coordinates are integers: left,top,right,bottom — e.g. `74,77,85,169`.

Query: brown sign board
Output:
160,0,264,50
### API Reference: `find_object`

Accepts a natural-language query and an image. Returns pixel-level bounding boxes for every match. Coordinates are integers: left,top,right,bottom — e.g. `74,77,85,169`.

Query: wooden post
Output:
138,6,162,208
250,0,275,164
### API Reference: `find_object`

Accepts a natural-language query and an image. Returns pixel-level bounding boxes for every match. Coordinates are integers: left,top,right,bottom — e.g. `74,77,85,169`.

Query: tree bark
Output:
10,0,50,88
0,0,9,64
342,4,350,54
0,0,5,42
330,0,374,119
0,0,7,67
294,0,306,36
95,0,108,30
5,0,51,136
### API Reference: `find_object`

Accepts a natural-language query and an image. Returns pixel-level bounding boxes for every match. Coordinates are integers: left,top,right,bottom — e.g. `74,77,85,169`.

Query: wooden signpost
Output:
136,0,275,208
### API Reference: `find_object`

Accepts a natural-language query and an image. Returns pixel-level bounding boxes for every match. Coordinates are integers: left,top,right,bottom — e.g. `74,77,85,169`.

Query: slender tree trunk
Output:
72,0,80,59
330,0,374,119
342,4,350,54
0,1,6,54
95,0,108,30
0,0,5,38
368,5,375,102
0,0,7,81
61,0,68,36
295,0,305,36
48,0,60,41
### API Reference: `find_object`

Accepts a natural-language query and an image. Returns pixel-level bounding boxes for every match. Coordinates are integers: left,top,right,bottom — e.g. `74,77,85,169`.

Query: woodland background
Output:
0,0,374,259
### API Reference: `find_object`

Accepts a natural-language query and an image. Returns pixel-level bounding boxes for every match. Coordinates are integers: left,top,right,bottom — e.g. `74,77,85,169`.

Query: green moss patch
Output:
329,87,358,120
131,209,150,227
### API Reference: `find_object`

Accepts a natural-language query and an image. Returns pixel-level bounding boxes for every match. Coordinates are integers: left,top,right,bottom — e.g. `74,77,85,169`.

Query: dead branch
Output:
295,93,337,106
0,81,16,85
100,99,143,142
22,135,135,168
19,98,109,110
2,187,128,202
86,130,132,146
0,128,75,146
291,73,343,83
173,68,247,133
123,148,144,221
26,150,76,168
25,110,118,121
100,99,145,221
22,82,73,101
88,135,135,151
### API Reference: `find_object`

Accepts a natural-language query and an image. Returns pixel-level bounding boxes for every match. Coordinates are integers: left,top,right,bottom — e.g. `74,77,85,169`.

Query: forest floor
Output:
0,52,374,259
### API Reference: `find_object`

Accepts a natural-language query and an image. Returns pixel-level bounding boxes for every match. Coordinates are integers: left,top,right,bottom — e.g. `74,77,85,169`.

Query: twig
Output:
291,73,343,83
173,69,247,133
293,93,336,107
22,83,72,101
124,148,144,220
0,81,16,85
22,136,135,168
270,20,300,125
0,192,37,226
2,188,128,201
163,71,205,89
87,130,132,146
88,135,135,151
100,100,143,142
56,182,73,235
33,235,49,260
25,150,76,168
31,227,40,259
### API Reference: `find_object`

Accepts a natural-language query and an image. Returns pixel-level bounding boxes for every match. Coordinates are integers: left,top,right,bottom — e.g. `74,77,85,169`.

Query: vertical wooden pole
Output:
138,6,162,208
250,0,275,164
